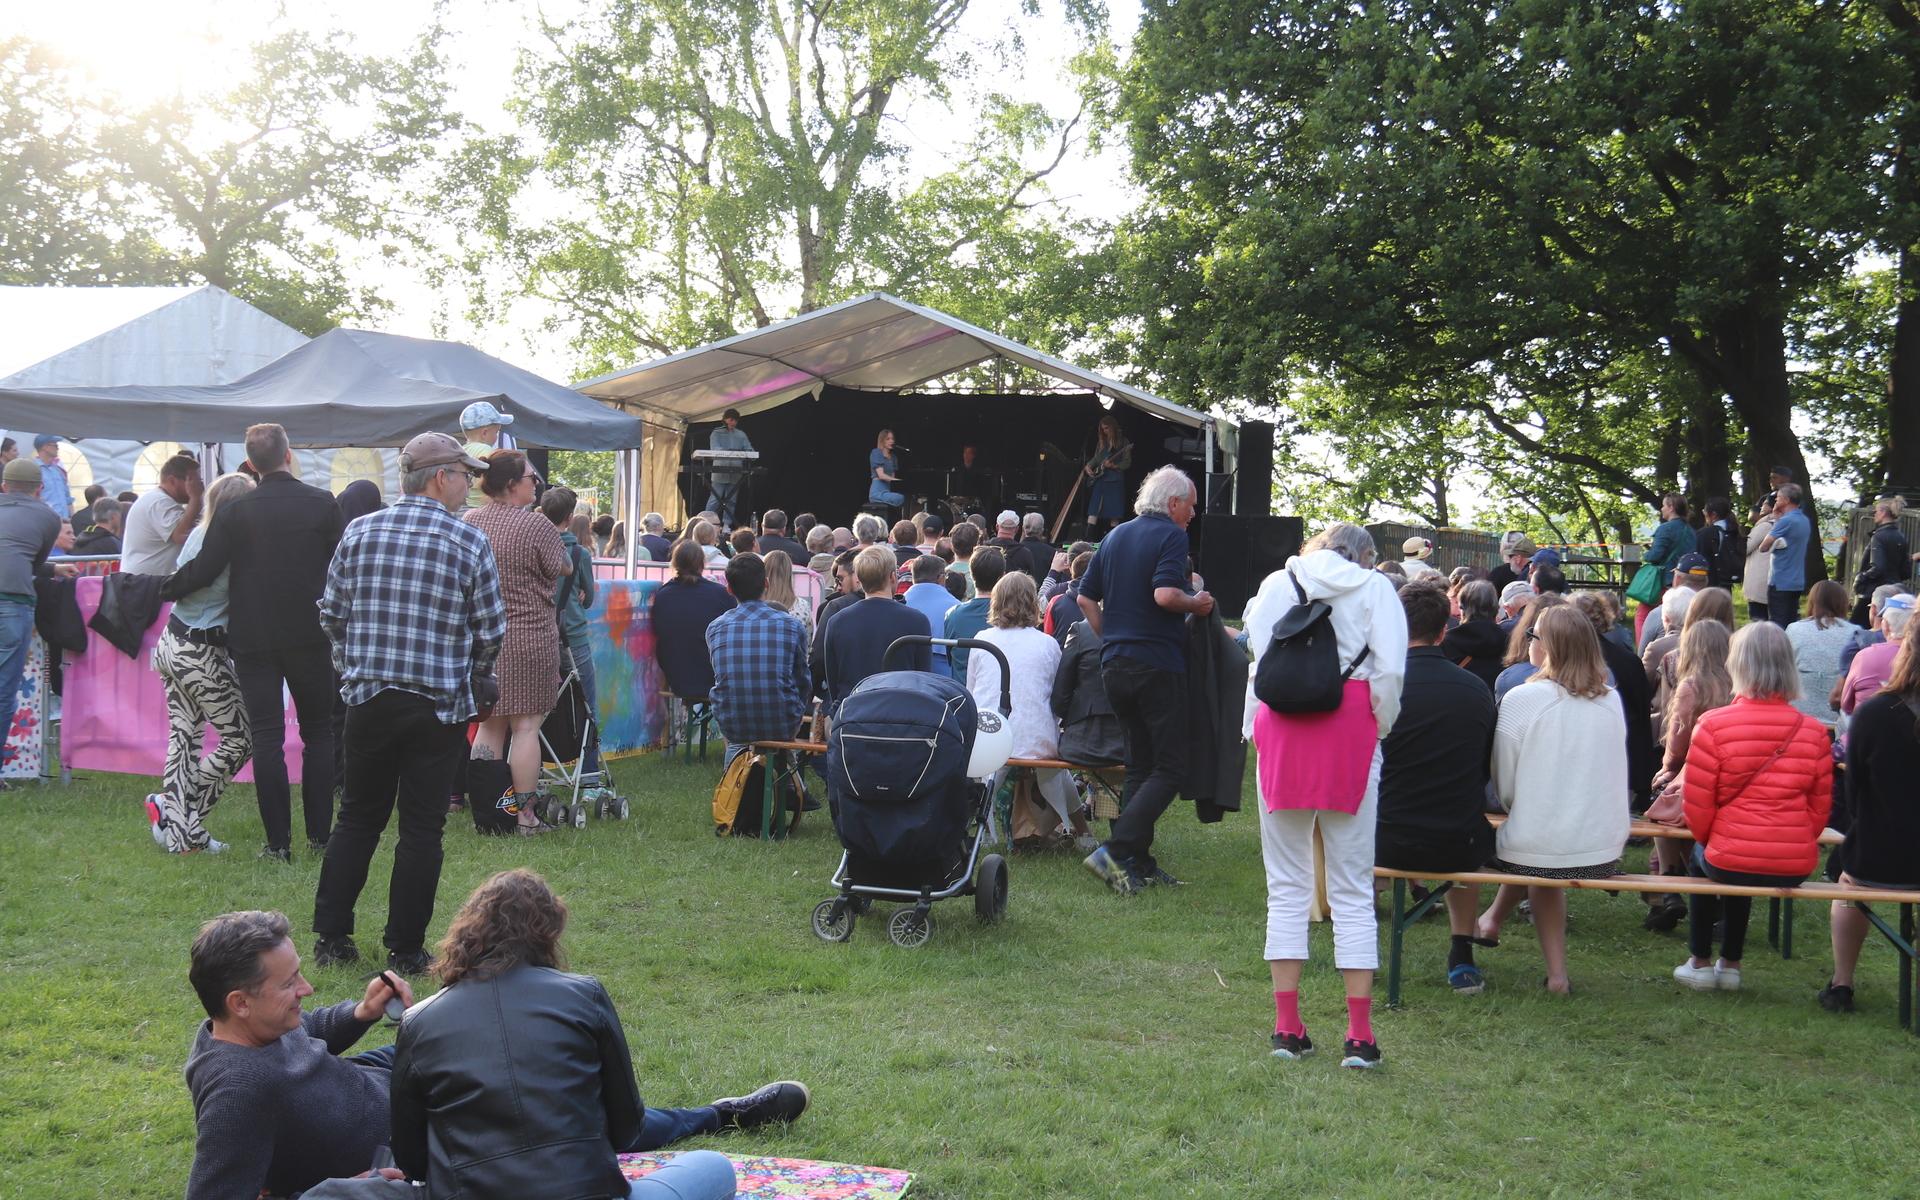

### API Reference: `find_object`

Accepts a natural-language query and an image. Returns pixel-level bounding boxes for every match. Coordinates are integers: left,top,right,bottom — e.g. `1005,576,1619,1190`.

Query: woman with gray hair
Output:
146,471,258,854
1851,495,1910,627
1242,521,1407,1069
1675,621,1832,991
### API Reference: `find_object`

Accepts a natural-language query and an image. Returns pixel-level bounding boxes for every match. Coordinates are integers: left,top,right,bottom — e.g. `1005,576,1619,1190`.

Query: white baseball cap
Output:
996,510,1018,527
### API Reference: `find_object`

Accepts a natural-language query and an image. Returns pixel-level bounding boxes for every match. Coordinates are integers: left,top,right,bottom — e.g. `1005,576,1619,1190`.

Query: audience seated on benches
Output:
1375,581,1498,994
651,541,736,704
1675,621,1834,992
392,870,808,1200
1476,606,1630,995
1643,618,1734,929
944,547,1005,680
184,910,412,1200
1824,634,1920,1013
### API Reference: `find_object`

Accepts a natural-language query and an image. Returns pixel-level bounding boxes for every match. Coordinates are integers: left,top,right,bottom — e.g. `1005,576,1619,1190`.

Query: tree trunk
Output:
1710,308,1824,581
1681,383,1735,510
1889,240,1920,494
1430,474,1450,528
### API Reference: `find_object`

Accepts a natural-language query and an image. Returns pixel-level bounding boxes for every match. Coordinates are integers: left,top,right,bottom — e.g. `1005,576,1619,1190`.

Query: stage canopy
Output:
0,327,644,450
572,291,1213,432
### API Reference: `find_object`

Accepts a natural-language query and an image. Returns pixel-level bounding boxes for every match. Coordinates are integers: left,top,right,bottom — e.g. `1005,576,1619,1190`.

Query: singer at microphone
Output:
868,427,907,512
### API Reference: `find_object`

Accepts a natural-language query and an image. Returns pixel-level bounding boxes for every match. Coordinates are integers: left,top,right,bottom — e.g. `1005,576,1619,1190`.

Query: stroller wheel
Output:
811,899,854,942
974,853,1008,924
570,804,588,830
887,907,934,948
613,797,631,820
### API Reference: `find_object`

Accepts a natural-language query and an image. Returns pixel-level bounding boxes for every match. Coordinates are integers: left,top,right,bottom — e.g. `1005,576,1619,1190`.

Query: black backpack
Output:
1701,521,1744,585
1253,570,1370,713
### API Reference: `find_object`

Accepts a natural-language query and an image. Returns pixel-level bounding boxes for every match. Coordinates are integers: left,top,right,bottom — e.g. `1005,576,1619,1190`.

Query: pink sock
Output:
1346,996,1374,1044
1273,990,1304,1037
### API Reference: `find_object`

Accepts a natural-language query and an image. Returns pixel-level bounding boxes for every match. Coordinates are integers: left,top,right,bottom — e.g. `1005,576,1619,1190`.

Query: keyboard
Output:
691,449,762,460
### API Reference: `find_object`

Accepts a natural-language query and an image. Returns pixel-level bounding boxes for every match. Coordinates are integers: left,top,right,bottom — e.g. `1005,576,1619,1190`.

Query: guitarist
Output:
1082,414,1133,536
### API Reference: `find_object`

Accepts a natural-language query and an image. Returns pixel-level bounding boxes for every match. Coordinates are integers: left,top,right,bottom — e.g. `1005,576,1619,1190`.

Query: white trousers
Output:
1258,745,1381,969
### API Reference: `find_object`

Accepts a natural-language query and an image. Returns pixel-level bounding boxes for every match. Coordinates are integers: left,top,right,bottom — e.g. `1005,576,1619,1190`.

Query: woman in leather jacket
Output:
391,870,808,1199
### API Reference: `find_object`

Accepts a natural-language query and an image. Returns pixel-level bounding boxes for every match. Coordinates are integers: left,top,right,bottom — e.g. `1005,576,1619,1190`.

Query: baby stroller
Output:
811,636,1016,947
535,656,631,828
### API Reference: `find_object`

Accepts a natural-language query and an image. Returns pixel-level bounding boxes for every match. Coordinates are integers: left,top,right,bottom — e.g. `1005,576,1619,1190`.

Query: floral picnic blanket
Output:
616,1152,912,1199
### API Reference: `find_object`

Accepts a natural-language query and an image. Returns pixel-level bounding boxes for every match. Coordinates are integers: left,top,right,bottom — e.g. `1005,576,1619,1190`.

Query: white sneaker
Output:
203,839,229,854
144,795,171,849
1715,964,1742,991
1673,961,1720,991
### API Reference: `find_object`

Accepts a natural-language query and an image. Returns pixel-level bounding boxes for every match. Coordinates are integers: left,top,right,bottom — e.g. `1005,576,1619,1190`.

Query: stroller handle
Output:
882,635,1012,717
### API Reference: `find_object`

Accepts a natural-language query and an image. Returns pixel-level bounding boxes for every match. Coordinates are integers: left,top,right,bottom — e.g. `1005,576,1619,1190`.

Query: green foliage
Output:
441,0,1118,370
0,29,455,334
547,450,618,510
1117,0,1911,522
6,766,1920,1198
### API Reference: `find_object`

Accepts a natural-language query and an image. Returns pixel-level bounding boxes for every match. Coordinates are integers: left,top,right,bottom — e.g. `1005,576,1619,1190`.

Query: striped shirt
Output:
319,494,506,723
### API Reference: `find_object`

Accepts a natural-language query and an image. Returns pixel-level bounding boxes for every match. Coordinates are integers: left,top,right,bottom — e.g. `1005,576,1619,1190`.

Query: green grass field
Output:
3,754,1917,1199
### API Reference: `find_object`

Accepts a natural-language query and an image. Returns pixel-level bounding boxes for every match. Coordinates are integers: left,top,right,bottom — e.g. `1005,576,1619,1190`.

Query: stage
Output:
679,384,1203,533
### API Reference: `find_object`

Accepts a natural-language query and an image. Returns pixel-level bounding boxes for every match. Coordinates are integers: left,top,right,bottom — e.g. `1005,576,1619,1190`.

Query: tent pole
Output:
622,448,640,579
1203,420,1217,513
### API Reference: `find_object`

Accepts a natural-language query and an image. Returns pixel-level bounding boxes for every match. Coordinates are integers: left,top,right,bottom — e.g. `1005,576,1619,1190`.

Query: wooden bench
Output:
1377,867,1920,1033
746,741,1124,841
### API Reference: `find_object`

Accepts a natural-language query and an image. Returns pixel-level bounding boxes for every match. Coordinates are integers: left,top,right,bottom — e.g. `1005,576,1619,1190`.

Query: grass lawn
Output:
3,753,1917,1199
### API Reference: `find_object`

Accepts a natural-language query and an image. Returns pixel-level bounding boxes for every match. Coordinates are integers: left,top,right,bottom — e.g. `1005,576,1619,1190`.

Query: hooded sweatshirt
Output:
1241,548,1409,740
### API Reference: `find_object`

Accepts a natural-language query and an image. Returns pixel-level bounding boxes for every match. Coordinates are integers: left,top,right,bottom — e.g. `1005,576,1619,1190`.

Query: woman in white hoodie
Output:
1243,522,1407,1070
1475,605,1630,994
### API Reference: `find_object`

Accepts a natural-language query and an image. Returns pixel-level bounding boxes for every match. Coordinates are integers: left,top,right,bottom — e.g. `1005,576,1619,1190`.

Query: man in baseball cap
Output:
1400,535,1440,580
1673,550,1711,587
312,429,504,974
29,435,72,520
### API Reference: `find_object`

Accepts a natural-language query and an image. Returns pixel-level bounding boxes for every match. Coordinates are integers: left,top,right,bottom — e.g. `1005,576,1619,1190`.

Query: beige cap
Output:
402,431,488,472
1402,535,1433,559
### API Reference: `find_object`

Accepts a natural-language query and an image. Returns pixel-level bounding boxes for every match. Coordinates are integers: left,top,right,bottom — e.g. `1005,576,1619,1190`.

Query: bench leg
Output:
1858,902,1920,1035
1767,896,1780,950
761,752,777,840
1781,898,1794,960
1388,878,1407,1009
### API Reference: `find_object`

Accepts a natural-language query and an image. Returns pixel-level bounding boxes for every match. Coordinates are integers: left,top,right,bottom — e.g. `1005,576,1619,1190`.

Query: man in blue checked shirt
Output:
312,432,506,977
706,552,810,768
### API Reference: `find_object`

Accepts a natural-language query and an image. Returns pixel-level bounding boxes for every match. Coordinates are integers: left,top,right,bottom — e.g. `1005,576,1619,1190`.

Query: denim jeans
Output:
1767,589,1803,629
0,597,35,740
314,689,468,953
568,639,602,775
624,1149,735,1199
1099,654,1189,872
624,1105,723,1150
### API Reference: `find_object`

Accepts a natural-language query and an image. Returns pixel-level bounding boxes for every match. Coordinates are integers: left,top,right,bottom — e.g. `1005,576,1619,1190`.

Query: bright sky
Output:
13,0,1142,381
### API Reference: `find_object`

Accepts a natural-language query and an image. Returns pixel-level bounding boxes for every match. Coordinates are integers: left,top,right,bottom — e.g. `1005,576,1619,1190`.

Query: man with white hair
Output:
988,510,1033,579
1838,592,1912,716
639,512,673,562
1017,512,1055,589
1497,580,1535,633
1075,466,1214,894
852,513,886,547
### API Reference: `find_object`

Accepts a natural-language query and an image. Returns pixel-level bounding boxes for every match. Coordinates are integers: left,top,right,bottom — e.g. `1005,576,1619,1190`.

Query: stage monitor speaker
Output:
1235,421,1274,516
1191,514,1304,618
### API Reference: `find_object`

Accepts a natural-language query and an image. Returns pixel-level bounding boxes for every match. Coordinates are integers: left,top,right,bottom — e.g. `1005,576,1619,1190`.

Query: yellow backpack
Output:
711,750,806,839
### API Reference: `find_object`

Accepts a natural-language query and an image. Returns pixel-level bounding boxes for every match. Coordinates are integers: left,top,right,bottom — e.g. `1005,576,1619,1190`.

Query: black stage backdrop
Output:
681,386,1201,531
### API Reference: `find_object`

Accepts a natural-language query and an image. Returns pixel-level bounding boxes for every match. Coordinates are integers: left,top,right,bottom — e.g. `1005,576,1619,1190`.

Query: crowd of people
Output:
0,407,1912,1189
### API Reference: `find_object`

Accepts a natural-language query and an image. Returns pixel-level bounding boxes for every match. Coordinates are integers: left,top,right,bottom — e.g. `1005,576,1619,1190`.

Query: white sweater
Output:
966,625,1062,760
1242,550,1409,739
1492,678,1631,869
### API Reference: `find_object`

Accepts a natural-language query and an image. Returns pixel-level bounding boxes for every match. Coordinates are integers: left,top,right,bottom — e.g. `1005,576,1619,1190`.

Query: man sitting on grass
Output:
184,910,412,1200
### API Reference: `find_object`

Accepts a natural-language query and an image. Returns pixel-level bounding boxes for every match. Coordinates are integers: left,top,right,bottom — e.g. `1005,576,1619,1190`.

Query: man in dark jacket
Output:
1016,512,1055,589
163,423,344,862
69,497,123,556
822,546,931,714
755,508,808,561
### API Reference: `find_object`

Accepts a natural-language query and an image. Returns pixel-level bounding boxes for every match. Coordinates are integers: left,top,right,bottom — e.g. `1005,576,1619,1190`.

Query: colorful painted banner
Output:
1,635,48,780
586,578,667,757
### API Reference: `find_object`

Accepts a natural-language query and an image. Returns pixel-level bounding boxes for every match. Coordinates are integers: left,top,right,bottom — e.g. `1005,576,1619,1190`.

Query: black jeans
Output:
232,643,338,851
1747,600,1771,625
1687,845,1802,962
1100,655,1188,872
1767,589,1803,629
313,689,467,953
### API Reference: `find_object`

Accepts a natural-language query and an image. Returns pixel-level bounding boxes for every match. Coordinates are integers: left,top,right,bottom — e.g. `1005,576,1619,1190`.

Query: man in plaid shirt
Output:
312,432,506,975
706,552,809,767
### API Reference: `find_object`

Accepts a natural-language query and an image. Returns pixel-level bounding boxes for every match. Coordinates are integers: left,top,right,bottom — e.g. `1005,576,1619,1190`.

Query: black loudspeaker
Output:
1235,421,1275,516
1191,514,1304,618
1205,472,1234,513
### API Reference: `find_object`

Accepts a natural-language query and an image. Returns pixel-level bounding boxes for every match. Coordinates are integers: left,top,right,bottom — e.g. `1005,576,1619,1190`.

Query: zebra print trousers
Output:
151,629,252,852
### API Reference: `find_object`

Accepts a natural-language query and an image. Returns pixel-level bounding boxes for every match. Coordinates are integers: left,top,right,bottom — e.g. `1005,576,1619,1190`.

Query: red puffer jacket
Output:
1683,697,1833,877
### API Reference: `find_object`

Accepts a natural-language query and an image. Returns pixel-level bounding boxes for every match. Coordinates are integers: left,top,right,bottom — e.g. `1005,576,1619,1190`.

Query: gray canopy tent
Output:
0,328,644,451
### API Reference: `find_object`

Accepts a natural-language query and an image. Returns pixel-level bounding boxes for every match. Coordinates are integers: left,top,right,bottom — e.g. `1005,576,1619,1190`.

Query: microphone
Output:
894,446,913,453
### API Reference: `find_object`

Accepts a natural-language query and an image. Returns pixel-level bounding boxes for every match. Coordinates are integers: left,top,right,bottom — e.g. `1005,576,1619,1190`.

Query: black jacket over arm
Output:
391,964,642,1200
161,472,343,654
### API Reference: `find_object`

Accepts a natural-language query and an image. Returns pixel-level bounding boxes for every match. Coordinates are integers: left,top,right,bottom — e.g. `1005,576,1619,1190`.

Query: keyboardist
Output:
705,408,754,525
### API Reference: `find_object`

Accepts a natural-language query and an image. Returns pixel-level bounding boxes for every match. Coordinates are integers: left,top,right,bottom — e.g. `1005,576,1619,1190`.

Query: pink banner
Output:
65,575,304,779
